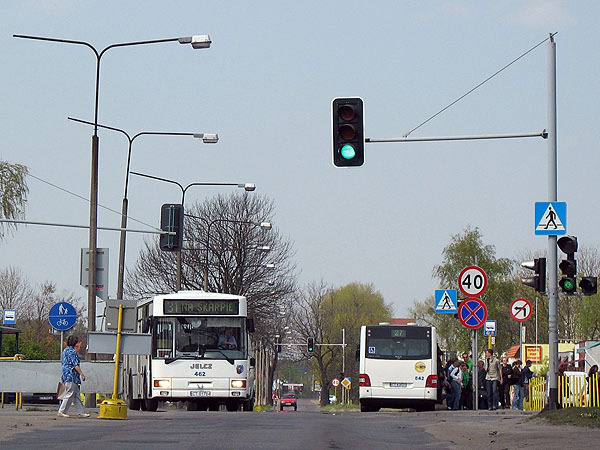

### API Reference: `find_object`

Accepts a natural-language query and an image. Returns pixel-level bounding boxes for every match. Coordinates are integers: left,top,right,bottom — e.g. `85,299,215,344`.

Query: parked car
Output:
279,393,297,411
329,394,337,403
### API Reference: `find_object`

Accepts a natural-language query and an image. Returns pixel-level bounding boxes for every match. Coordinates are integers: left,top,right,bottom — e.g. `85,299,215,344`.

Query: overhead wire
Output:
404,33,557,138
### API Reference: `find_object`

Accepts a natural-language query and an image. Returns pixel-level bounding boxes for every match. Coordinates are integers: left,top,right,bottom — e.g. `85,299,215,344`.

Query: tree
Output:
294,282,392,405
126,192,297,331
0,161,28,239
412,227,515,356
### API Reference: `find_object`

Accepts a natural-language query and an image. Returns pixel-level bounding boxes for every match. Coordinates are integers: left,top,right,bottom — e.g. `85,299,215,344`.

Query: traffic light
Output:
453,300,463,319
579,277,598,296
277,338,282,353
521,258,546,293
159,204,184,251
307,337,315,353
557,236,577,294
332,97,364,167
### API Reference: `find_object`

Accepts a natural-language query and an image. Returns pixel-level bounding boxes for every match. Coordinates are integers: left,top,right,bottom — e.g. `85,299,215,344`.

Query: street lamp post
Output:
201,218,272,291
67,117,218,301
130,171,255,291
14,33,211,335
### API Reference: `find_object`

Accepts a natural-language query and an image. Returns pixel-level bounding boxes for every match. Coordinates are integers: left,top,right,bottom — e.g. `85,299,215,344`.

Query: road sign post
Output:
457,298,488,330
458,266,488,298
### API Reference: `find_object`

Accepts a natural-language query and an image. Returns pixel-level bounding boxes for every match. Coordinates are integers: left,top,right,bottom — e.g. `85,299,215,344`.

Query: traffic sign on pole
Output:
483,320,497,336
458,266,488,297
48,302,77,331
458,297,488,330
435,289,457,314
510,298,533,322
331,378,340,388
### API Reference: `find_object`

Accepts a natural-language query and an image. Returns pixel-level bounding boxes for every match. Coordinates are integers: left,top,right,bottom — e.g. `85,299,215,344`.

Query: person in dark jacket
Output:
500,357,513,409
522,360,534,401
477,360,488,409
511,360,524,410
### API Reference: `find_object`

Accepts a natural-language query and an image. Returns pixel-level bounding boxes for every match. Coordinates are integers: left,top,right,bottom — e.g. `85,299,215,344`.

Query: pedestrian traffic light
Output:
521,258,546,293
307,337,315,353
332,97,364,167
557,236,577,294
160,204,184,251
579,277,598,296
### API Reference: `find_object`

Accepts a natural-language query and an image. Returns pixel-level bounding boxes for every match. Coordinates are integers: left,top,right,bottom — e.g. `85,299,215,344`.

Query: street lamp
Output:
14,33,211,335
67,117,218,300
130,171,255,290
201,218,272,291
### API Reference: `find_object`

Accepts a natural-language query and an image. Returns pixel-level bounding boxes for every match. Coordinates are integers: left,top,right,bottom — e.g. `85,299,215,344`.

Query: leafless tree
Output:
126,192,297,330
0,267,34,312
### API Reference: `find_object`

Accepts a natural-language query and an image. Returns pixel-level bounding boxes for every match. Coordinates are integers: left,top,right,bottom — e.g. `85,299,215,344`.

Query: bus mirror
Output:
142,317,152,334
246,318,255,333
250,357,256,367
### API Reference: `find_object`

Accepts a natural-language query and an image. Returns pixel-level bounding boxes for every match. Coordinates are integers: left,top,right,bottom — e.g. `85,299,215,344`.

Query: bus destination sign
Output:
164,299,240,315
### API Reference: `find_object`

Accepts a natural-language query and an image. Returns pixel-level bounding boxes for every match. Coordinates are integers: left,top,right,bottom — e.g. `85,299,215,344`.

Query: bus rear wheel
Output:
360,401,379,412
144,398,158,412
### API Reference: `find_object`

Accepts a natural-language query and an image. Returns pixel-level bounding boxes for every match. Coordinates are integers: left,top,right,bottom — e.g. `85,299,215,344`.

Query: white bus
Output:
358,324,438,412
124,291,255,412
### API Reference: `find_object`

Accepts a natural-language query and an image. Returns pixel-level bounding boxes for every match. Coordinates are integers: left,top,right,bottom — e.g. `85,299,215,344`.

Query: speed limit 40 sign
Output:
458,266,488,297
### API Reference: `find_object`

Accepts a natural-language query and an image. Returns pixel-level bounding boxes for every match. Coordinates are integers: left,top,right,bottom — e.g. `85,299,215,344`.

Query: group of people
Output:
439,349,535,411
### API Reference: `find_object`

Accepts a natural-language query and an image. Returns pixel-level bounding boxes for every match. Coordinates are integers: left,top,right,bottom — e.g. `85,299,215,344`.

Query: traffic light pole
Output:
545,34,559,411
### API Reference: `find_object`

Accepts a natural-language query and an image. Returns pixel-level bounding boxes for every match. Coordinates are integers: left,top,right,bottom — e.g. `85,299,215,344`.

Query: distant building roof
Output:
506,344,520,358
391,318,417,326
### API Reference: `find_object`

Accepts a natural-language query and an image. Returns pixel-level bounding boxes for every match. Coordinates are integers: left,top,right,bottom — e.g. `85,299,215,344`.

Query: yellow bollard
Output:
99,304,127,420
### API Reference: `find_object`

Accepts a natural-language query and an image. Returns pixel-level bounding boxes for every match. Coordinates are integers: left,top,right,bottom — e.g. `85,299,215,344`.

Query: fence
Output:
524,373,599,411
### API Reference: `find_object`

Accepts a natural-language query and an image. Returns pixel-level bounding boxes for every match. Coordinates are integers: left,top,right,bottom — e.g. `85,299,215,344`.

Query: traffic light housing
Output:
277,338,282,353
307,337,315,353
579,277,598,296
160,204,184,251
332,97,364,167
521,258,546,293
558,236,577,294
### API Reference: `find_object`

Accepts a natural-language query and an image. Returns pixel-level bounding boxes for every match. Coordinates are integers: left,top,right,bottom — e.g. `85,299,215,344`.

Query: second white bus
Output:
358,324,438,412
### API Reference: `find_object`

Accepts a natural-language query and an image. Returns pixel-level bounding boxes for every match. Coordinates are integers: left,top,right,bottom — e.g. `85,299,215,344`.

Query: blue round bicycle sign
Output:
48,302,77,331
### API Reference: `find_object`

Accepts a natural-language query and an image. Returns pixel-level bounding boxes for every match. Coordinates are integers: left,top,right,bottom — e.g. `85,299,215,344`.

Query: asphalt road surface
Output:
2,399,441,449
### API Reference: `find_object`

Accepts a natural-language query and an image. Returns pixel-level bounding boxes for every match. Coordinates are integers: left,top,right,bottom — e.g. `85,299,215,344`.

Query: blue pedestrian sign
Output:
535,202,566,235
435,289,457,314
48,302,77,331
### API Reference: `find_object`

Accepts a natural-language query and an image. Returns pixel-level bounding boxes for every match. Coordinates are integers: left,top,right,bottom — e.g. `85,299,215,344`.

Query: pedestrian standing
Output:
523,360,534,402
500,357,513,409
485,349,502,411
459,362,472,410
57,335,90,418
449,360,463,410
511,360,524,410
477,360,488,409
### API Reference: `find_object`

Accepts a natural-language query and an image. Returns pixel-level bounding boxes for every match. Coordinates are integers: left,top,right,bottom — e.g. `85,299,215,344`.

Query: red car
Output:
279,393,297,411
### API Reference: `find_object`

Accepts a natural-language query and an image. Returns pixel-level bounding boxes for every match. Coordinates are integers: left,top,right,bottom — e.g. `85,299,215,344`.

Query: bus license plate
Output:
389,383,407,388
190,391,211,397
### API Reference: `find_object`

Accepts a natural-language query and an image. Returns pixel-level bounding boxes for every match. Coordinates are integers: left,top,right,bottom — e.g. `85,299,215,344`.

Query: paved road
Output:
2,399,441,449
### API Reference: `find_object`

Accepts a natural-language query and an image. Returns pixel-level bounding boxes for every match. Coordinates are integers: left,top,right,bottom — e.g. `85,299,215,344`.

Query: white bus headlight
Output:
154,379,171,389
231,380,246,389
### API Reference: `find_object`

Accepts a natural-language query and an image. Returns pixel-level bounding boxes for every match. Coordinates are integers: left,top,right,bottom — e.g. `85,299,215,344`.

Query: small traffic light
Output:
160,204,184,251
332,97,364,167
277,339,282,353
579,277,598,296
453,300,463,319
558,236,578,294
521,258,546,293
307,337,315,353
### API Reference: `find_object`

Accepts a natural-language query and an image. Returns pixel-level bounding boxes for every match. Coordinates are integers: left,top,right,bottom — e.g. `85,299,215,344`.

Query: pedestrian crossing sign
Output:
435,289,457,314
535,202,566,235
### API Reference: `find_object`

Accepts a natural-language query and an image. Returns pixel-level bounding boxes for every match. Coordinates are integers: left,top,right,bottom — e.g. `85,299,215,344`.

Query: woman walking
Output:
57,335,90,418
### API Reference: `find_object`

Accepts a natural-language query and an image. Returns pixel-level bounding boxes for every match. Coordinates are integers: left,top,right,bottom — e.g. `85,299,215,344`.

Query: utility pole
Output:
545,33,559,410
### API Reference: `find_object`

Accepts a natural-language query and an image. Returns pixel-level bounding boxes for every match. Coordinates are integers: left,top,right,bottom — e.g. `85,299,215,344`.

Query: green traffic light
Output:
340,144,356,160
563,280,574,290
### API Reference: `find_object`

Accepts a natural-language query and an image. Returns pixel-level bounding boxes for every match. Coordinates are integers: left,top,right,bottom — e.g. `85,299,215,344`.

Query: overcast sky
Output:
1,1,599,319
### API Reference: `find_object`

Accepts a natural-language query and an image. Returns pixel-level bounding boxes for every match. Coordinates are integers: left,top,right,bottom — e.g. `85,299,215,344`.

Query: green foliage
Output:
0,161,28,239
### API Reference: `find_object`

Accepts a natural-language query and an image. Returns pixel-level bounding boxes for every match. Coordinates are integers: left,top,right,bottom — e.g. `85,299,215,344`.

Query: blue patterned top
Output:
61,346,81,384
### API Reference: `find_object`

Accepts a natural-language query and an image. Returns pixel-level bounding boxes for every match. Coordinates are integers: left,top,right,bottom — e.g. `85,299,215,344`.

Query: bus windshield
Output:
154,316,245,360
365,326,431,360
